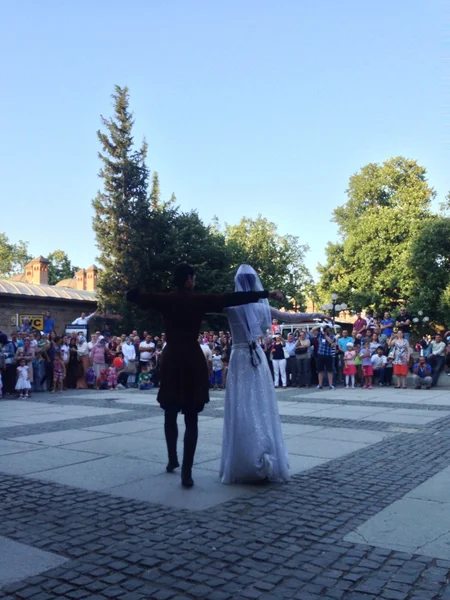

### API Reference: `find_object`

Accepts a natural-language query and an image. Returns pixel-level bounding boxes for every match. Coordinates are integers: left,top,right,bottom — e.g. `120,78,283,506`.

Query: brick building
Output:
0,256,98,335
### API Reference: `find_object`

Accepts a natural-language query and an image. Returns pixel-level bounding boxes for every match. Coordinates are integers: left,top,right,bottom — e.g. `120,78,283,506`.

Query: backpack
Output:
85,367,96,386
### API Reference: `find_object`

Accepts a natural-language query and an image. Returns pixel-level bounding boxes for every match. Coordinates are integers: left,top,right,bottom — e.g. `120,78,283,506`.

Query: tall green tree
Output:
47,250,77,285
92,85,150,316
408,217,450,321
224,215,312,309
0,233,31,278
317,157,435,311
92,86,236,333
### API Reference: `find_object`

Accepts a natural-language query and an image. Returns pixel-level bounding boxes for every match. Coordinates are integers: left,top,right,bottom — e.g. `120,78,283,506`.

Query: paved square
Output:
1,384,450,598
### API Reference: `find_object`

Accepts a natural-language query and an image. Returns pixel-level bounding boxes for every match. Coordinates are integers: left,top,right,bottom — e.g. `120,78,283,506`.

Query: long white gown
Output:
220,306,315,484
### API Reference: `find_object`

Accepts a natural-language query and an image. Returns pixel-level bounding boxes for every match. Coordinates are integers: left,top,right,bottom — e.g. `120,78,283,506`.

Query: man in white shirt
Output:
371,347,387,386
139,335,155,367
72,310,98,326
429,334,446,386
198,334,212,376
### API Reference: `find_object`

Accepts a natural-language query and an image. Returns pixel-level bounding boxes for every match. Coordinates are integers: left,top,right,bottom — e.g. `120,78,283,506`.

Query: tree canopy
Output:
224,215,313,309
91,87,314,331
317,157,436,312
0,233,31,278
47,250,78,285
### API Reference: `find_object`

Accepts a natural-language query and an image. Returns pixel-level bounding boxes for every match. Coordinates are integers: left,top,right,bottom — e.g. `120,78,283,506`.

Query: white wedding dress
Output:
220,265,321,485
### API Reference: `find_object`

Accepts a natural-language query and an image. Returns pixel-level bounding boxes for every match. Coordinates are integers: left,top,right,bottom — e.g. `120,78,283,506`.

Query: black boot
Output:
164,410,179,473
181,412,198,488
181,466,194,488
166,458,180,473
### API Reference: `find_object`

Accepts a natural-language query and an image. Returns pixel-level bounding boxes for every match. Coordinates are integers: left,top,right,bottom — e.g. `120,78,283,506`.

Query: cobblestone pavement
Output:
2,385,450,599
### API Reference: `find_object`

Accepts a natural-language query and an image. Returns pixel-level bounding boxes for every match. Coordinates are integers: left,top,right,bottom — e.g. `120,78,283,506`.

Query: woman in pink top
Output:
90,336,107,388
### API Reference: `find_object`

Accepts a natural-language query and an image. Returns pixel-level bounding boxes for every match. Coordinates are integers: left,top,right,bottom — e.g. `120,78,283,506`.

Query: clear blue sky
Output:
1,0,447,278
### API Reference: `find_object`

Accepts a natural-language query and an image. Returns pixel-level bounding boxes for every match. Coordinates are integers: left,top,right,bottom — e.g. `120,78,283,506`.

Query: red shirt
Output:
353,318,367,334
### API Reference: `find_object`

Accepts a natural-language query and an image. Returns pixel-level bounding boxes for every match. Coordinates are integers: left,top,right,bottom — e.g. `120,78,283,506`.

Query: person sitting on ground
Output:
138,365,153,390
96,369,108,390
371,346,387,386
413,355,432,389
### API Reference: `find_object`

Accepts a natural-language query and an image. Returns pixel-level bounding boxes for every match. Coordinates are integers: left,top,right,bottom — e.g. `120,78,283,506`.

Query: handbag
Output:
126,360,137,374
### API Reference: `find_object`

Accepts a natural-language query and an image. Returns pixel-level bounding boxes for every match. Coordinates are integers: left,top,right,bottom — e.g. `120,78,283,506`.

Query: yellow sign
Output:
18,314,44,331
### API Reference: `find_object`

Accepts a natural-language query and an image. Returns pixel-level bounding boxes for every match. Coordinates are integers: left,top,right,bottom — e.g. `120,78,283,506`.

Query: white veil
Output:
234,264,272,342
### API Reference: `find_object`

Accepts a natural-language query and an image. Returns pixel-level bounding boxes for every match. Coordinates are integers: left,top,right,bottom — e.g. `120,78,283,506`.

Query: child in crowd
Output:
107,365,118,390
85,366,96,389
97,369,109,390
16,357,31,399
385,356,394,386
52,352,66,393
360,341,373,389
138,365,153,390
211,347,223,390
343,342,357,389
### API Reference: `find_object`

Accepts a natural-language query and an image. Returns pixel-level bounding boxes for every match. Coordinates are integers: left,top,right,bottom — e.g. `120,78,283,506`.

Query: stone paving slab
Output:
26,454,166,490
0,446,102,475
3,387,450,599
0,536,68,587
10,428,117,446
344,495,450,559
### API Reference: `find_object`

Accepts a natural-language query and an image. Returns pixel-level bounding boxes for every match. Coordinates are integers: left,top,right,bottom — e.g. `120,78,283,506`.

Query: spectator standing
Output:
343,342,357,388
199,335,213,378
271,319,281,335
360,341,373,389
353,311,368,337
211,347,223,390
72,310,98,326
337,330,354,381
389,331,410,389
15,358,31,399
295,330,311,387
15,337,35,391
395,307,412,342
76,334,89,389
43,311,55,335
428,334,446,386
371,347,387,386
66,339,79,389
285,333,297,387
271,334,287,388
91,337,107,387
413,356,432,389
139,335,155,369
312,325,336,390
380,312,395,338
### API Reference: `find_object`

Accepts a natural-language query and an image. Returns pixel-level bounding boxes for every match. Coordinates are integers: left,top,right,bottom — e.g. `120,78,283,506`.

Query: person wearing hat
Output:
343,342,357,389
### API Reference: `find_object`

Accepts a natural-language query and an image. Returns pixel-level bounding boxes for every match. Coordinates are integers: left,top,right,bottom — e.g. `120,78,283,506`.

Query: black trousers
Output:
286,356,298,386
164,407,198,472
3,364,16,394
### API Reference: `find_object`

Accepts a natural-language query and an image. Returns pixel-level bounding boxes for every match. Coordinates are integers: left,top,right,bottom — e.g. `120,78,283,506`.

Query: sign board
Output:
65,324,88,339
17,314,44,331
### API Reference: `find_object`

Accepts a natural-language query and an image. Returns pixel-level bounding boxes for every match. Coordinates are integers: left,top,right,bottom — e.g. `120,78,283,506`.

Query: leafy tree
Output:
0,233,31,278
92,86,236,333
408,217,450,322
317,157,435,312
92,85,151,317
47,250,77,285
224,215,312,309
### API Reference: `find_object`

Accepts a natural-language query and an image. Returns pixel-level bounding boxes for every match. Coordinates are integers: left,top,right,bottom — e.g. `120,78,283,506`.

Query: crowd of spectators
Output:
1,307,450,398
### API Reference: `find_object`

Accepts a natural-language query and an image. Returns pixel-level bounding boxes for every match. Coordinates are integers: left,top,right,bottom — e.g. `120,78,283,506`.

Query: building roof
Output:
0,280,97,302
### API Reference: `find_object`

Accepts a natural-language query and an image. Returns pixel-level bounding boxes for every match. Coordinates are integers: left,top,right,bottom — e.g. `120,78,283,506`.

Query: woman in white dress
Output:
220,265,324,484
